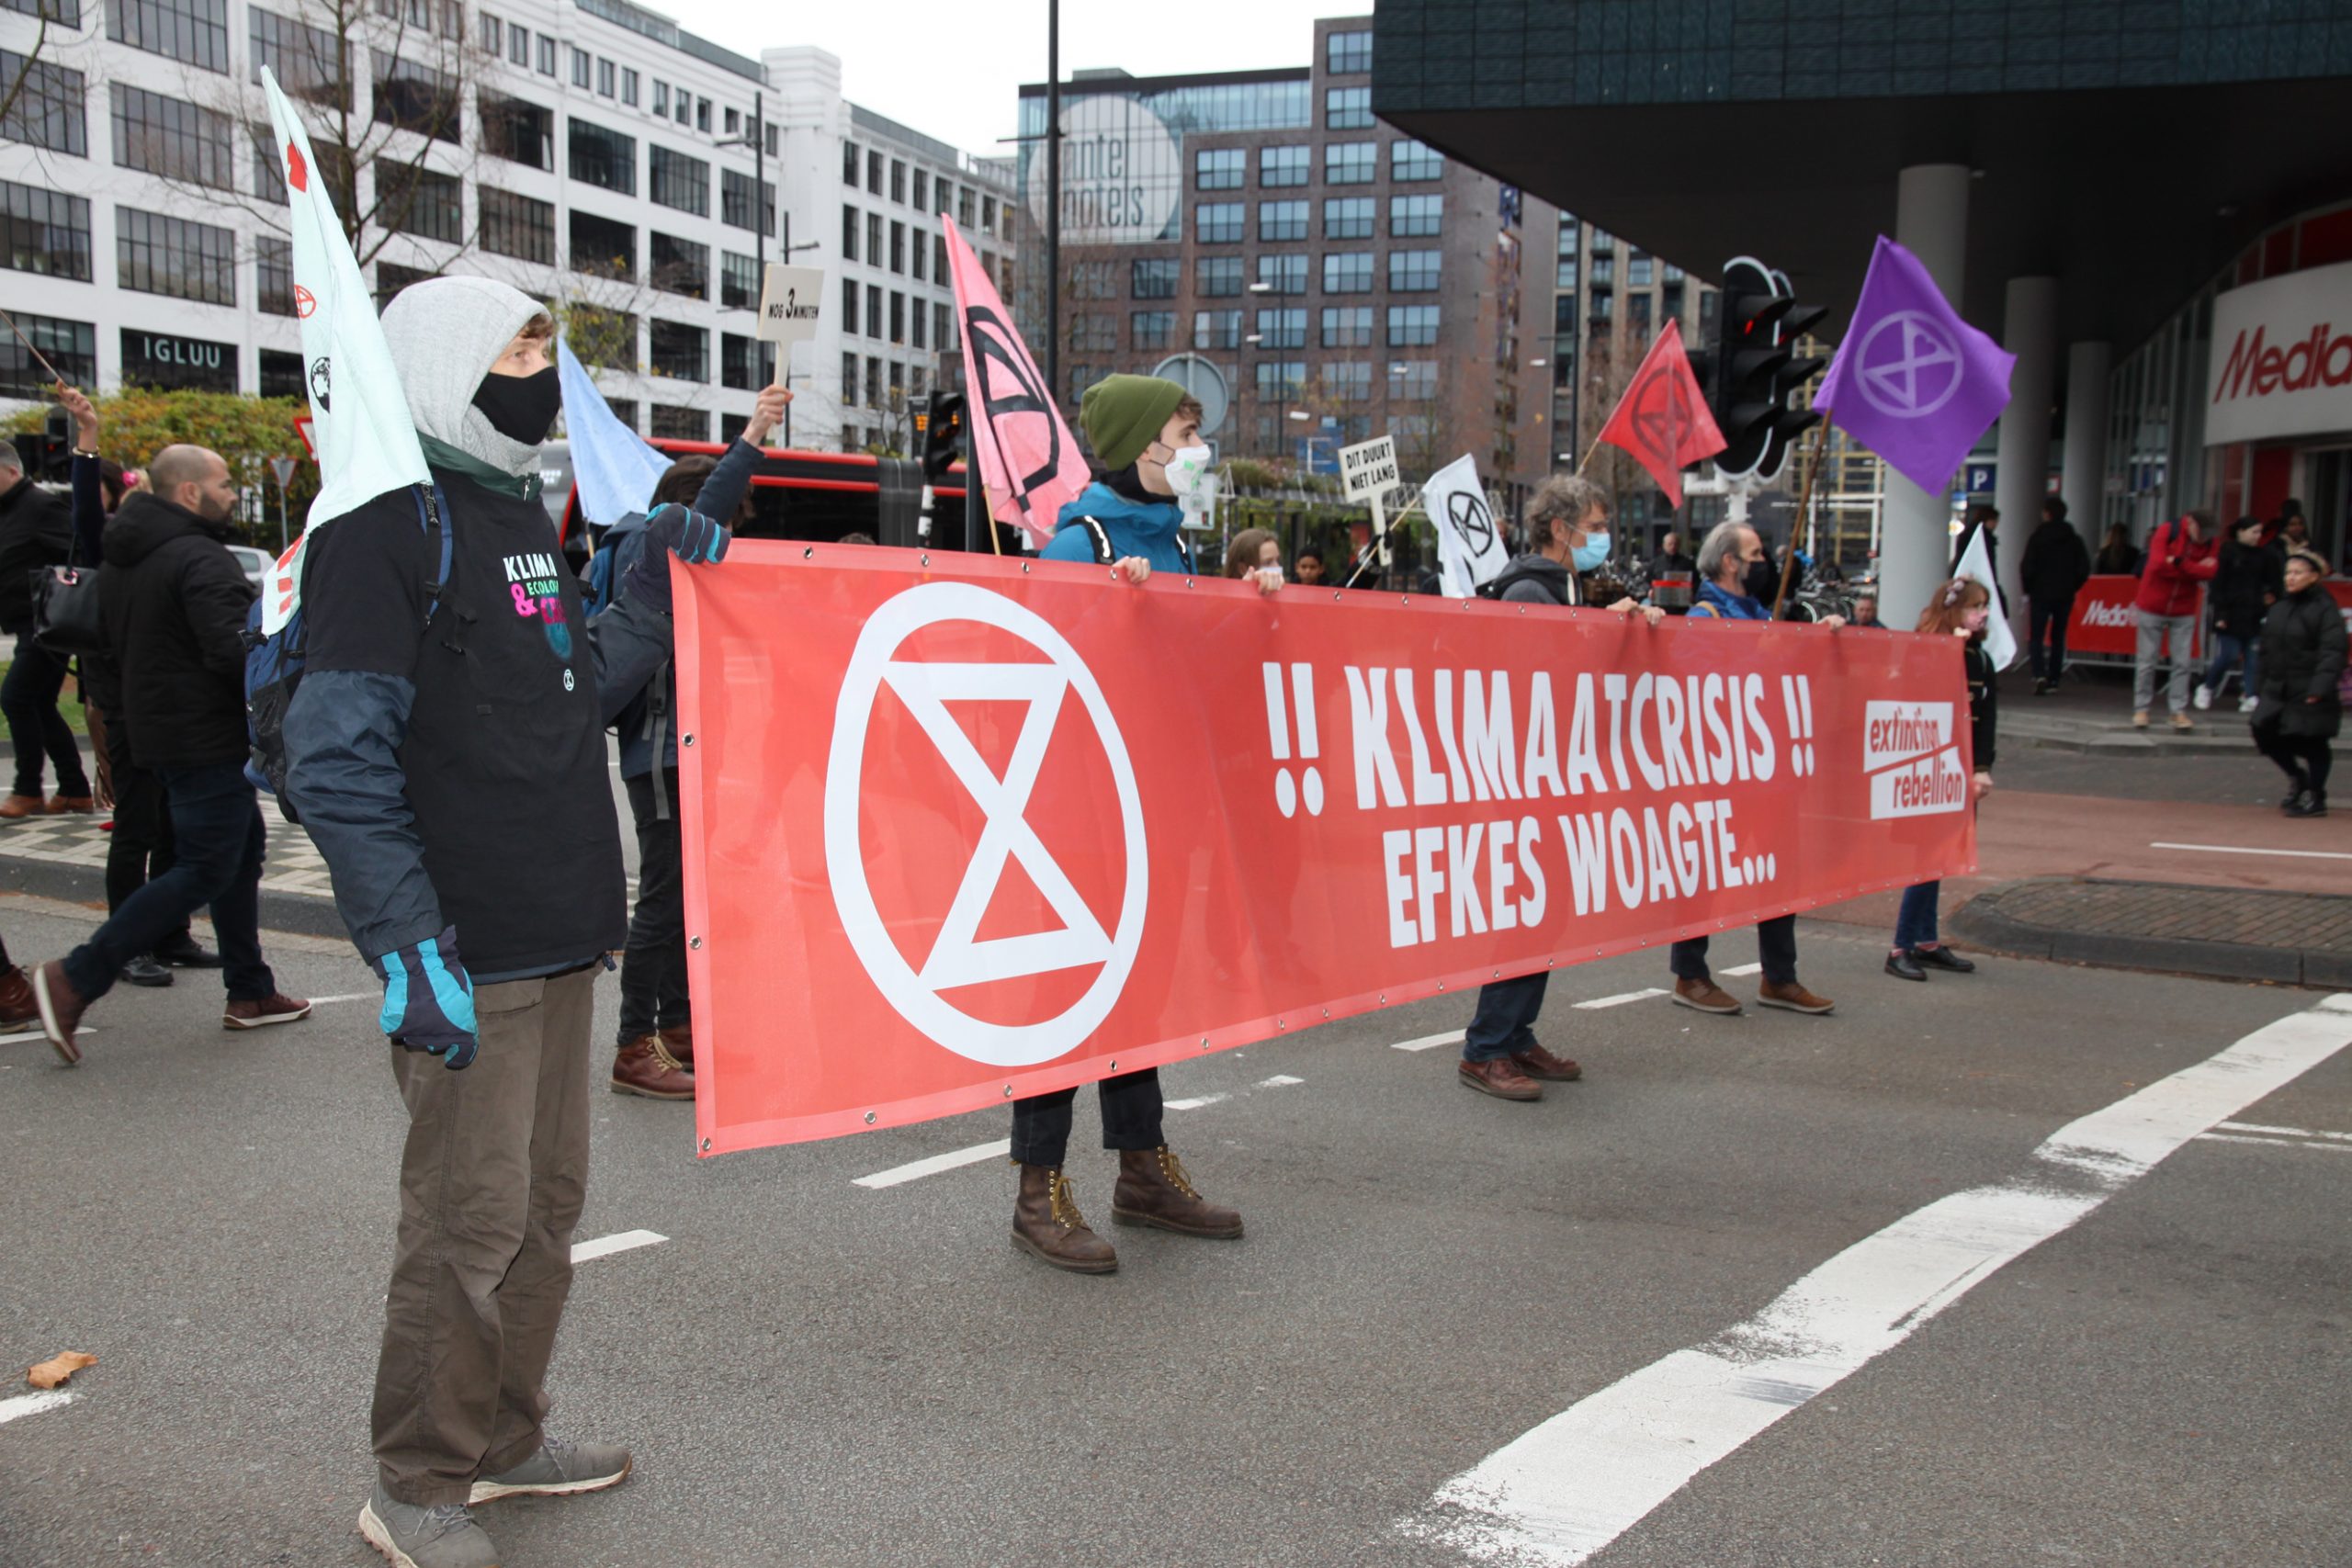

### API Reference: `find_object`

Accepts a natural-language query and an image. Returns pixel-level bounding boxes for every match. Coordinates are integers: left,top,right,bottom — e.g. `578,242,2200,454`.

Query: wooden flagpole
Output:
0,306,65,388
1770,417,1834,618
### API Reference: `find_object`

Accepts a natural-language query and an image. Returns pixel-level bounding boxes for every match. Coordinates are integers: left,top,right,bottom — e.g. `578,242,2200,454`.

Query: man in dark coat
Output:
2019,496,2091,694
28,446,311,1064
0,439,92,815
2252,548,2346,818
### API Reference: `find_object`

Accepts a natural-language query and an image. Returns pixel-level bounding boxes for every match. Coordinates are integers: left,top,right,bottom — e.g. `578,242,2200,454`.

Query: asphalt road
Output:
3,897,2346,1568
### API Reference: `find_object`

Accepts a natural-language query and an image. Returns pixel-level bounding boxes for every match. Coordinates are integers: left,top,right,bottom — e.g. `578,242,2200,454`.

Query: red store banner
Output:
676,549,1977,1155
2067,574,2205,660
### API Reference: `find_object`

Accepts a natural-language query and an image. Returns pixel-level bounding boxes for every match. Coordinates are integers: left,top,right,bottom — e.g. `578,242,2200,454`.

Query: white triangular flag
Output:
258,66,429,633
1954,524,2017,671
1423,454,1504,598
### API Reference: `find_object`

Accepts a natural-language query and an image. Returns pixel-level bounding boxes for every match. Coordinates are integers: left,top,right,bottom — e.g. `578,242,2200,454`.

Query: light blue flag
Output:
557,339,673,526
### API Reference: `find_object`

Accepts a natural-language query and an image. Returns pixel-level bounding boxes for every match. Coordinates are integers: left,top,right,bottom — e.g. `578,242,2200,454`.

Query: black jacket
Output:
2018,520,2090,604
2207,538,2285,639
96,492,255,768
2254,586,2346,740
1964,640,1998,770
0,473,75,636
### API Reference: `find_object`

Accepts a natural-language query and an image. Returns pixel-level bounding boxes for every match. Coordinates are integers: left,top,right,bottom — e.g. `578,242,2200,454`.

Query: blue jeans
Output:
1670,915,1798,987
61,761,273,1004
2202,633,2258,698
1464,972,1548,1062
1894,883,1940,951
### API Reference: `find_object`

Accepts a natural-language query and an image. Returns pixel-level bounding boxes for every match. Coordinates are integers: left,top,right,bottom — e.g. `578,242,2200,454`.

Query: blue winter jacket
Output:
1690,579,1771,621
1038,482,1194,575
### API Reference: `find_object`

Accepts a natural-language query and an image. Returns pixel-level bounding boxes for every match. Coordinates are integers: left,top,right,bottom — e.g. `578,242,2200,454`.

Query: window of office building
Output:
841,204,859,261
3,0,80,23
865,210,883,264
1389,138,1443,182
1069,313,1116,353
1132,310,1175,351
867,149,882,194
1196,255,1242,298
890,159,905,203
0,311,94,398
249,7,345,108
259,346,304,399
890,220,905,274
1321,251,1372,293
621,70,639,107
1327,28,1372,74
1628,291,1653,335
1320,306,1372,348
649,319,707,381
373,51,460,141
910,234,925,281
480,186,553,264
1557,257,1577,291
1628,251,1653,287
1259,145,1309,187
0,54,85,155
110,84,232,188
504,22,528,66
865,283,881,338
536,33,554,75
383,164,462,245
1195,147,1243,190
650,146,708,216
933,234,947,282
1322,197,1374,241
650,403,707,440
840,351,857,400
888,291,904,344
1132,256,1179,299
1,179,90,281
650,231,708,299
1255,360,1306,400
722,169,773,233
1391,193,1442,238
1193,310,1240,351
248,119,350,208
934,301,953,352
480,11,502,51
569,119,636,195
841,277,858,334
1391,360,1438,400
720,250,758,310
1325,141,1375,184
1256,253,1306,295
1195,202,1243,244
1322,361,1370,402
597,58,615,97
865,355,882,407
911,169,928,210
109,0,228,73
1258,199,1306,243
571,47,590,87
957,186,975,226
255,235,292,313
116,205,233,304
568,209,635,278
1387,249,1441,291
721,331,757,390
1325,85,1371,130
842,140,859,185
480,94,552,169
1069,259,1115,299
1254,308,1306,349
910,304,925,348
1386,303,1439,345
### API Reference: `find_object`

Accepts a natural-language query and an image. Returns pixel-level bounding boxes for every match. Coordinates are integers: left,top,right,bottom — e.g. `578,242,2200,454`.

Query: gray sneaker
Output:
357,1483,498,1568
469,1435,632,1505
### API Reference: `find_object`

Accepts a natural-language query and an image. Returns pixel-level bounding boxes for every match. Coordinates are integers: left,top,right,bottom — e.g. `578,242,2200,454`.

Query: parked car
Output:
227,545,272,594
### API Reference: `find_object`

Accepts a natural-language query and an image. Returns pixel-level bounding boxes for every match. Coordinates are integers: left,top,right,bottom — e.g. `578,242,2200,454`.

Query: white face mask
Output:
1158,444,1217,513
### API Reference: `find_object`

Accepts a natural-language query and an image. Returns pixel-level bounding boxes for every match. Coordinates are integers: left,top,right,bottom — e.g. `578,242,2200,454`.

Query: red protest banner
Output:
676,551,1975,1155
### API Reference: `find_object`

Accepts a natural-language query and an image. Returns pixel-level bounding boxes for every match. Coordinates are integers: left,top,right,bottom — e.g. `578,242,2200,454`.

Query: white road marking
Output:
1406,995,2352,1567
2220,1119,2352,1143
570,1229,667,1263
1574,988,1668,1010
0,1027,91,1046
1165,1092,1230,1111
1393,1029,1467,1054
309,993,377,1006
1722,963,1765,976
1258,1074,1305,1088
0,1391,75,1426
2197,1132,2352,1153
853,1138,1010,1189
2150,840,2352,862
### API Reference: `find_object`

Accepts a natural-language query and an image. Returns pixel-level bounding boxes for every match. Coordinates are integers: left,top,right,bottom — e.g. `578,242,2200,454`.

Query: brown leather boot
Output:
0,964,35,1030
658,1023,696,1070
0,794,44,819
1459,1055,1543,1100
611,1032,695,1099
1111,1146,1243,1238
1011,1164,1117,1273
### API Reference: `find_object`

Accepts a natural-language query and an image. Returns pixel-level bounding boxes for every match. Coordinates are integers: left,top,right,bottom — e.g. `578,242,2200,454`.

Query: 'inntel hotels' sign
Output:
2206,258,2352,446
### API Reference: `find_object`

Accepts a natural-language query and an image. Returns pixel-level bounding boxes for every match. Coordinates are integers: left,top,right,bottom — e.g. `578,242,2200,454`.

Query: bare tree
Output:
0,2,61,133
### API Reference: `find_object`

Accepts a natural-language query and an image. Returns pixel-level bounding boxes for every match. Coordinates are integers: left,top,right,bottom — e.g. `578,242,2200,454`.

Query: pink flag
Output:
941,217,1088,547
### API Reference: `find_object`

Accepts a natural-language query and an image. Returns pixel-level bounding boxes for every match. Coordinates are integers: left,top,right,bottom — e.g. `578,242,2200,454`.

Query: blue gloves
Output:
374,925,479,1070
623,503,732,615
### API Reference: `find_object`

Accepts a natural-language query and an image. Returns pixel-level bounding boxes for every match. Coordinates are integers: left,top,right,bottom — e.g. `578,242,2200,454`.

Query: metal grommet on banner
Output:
920,553,931,568
1185,579,1195,589
700,1137,711,1152
1321,1008,1329,1018
1435,981,1444,991
1002,1085,1012,1098
682,733,695,747
864,1111,876,1125
1022,562,1031,573
1108,1060,1117,1071
689,936,703,950
1332,592,1341,602
1200,1037,1209,1049
802,546,814,559
1377,993,1386,1004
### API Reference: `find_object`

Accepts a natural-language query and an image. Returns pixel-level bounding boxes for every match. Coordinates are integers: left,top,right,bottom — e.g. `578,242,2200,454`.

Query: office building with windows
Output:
0,0,1008,452
1014,16,1554,498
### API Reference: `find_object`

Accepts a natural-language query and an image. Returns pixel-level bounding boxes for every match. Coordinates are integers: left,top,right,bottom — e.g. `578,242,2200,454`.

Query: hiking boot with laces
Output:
1112,1145,1244,1238
470,1435,632,1504
611,1032,694,1099
1011,1163,1117,1272
358,1483,498,1568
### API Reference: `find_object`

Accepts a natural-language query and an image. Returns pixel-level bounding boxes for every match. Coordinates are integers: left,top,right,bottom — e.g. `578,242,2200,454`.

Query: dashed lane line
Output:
2219,1119,2352,1143
2150,840,2352,862
570,1229,667,1263
1393,1030,1467,1054
1575,988,1668,1010
853,1139,1011,1190
0,1391,75,1426
2198,1132,2352,1154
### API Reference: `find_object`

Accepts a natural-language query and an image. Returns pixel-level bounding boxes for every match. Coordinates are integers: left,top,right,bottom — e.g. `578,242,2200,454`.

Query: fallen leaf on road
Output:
27,1351,96,1389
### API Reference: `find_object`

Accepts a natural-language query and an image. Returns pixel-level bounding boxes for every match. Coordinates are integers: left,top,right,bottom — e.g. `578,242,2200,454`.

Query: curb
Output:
1951,878,2352,989
0,854,348,944
2001,721,2352,759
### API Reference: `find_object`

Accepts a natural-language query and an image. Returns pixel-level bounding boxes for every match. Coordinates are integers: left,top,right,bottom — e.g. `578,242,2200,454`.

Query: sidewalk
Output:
2000,665,2352,756
1951,878,2352,988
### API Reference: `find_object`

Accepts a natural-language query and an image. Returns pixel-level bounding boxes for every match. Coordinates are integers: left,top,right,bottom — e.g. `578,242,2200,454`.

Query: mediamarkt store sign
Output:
2206,257,2352,446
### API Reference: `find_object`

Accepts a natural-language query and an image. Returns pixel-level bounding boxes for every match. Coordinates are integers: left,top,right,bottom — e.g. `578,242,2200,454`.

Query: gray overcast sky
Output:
652,0,1353,157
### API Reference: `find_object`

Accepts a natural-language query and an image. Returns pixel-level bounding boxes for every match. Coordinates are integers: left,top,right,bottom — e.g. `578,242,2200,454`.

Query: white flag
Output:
1954,524,2018,671
1423,455,1505,598
258,66,429,633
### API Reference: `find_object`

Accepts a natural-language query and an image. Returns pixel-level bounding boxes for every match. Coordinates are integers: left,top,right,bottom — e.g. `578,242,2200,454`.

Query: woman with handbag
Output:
0,404,92,817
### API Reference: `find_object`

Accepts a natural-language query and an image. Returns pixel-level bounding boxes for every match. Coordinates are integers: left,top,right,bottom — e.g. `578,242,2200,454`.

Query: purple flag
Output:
1815,235,2015,495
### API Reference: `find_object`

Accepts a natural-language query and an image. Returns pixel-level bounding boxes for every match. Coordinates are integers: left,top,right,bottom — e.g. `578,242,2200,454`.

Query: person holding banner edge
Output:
1668,521,1839,1019
1459,474,1662,1100
1010,373,1266,1273
1885,576,1996,982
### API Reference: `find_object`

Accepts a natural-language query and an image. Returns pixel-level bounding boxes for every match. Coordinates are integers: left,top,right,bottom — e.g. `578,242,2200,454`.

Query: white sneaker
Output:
2193,683,2212,710
2238,695,2258,714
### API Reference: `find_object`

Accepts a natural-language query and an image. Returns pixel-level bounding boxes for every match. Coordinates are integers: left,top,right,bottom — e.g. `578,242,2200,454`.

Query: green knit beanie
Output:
1079,374,1189,470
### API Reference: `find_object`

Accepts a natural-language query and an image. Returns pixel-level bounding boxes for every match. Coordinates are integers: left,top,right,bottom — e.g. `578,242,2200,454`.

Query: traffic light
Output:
922,390,966,484
1709,256,1827,482
40,409,71,481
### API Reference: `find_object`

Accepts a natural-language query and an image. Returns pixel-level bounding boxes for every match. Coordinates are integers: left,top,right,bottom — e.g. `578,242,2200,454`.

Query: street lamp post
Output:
716,93,818,447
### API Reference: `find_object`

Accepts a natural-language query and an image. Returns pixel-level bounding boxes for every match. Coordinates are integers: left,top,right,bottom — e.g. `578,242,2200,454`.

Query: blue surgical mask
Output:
1571,530,1611,571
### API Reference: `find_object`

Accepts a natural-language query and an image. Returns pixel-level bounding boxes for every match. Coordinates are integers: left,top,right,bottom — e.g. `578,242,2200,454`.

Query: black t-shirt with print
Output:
300,469,627,976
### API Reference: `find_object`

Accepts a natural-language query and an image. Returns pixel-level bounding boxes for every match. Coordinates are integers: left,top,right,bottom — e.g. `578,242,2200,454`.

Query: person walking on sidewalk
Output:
0,436,93,818
1886,577,1996,982
2251,547,2346,819
2197,516,2284,716
2019,496,2090,695
1457,474,1663,1102
1667,521,1839,1020
28,446,311,1064
2132,509,2220,731
598,381,790,1101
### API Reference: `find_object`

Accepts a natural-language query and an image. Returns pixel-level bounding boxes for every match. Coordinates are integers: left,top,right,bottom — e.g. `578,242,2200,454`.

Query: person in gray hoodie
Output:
281,276,728,1568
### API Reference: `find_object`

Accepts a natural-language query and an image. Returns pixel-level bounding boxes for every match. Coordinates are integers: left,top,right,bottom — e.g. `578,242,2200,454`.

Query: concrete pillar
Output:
1992,276,2057,628
2061,340,2111,550
1880,164,1972,630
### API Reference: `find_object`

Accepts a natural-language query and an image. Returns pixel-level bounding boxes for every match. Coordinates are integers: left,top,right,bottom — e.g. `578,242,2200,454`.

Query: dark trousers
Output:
101,716,187,946
60,761,271,1004
616,770,686,1045
1464,972,1548,1062
374,967,594,1506
1670,914,1799,987
3,635,89,798
2027,597,2073,682
1011,1068,1163,1168
2255,722,2334,795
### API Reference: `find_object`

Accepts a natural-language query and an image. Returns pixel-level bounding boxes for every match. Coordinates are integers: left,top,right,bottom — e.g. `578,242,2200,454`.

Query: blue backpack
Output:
243,483,452,821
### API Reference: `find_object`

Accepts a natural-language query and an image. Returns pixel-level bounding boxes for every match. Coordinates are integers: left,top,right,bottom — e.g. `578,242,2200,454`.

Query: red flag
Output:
1595,320,1724,508
941,217,1089,547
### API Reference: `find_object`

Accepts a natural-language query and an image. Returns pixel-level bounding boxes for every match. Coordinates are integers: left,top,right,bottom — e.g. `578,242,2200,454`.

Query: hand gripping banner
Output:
677,552,1976,1154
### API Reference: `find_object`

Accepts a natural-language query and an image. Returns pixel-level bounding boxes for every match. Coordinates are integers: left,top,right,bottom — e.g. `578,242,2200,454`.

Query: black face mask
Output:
470,365,560,446
1743,556,1777,602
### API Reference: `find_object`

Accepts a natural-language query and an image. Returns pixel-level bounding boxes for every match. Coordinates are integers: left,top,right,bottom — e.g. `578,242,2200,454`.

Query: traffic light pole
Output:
1044,0,1060,406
